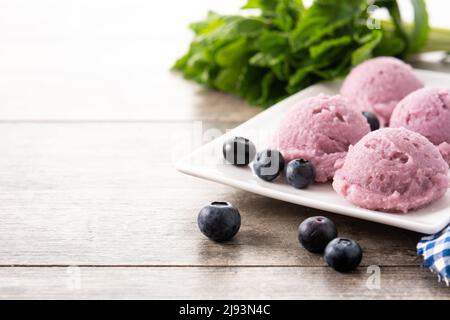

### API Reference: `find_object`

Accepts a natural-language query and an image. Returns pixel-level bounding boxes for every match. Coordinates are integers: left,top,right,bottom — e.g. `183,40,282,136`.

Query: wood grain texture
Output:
0,266,448,300
0,123,421,266
0,0,448,299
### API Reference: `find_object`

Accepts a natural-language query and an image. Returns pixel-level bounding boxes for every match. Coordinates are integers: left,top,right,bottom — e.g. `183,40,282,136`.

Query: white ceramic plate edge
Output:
176,156,450,234
175,69,450,234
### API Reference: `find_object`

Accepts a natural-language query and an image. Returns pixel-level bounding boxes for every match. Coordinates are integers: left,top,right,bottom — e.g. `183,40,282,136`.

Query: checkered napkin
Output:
417,224,450,285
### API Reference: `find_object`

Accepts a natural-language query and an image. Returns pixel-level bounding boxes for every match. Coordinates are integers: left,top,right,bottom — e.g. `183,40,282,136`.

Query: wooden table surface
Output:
0,1,449,299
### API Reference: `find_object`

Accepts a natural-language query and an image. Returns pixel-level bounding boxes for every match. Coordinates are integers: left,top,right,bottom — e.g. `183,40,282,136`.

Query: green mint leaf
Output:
215,37,249,67
290,0,366,52
174,0,432,107
408,0,429,53
309,35,352,60
374,35,406,56
351,30,383,65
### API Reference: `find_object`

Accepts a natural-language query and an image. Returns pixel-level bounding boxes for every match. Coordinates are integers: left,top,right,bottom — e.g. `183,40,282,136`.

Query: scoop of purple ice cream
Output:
390,88,450,164
333,128,449,213
273,94,370,182
341,57,423,126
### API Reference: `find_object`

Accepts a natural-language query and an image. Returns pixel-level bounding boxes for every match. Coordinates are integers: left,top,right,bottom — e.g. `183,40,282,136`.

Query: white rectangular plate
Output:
176,69,450,234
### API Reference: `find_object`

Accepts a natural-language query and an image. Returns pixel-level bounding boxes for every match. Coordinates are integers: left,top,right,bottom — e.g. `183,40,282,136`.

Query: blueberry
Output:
223,137,256,166
324,238,363,272
197,202,241,242
253,149,285,182
362,111,380,131
285,159,316,189
298,216,337,253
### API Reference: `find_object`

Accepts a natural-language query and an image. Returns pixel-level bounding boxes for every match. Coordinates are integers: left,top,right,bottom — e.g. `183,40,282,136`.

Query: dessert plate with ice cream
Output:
176,57,450,234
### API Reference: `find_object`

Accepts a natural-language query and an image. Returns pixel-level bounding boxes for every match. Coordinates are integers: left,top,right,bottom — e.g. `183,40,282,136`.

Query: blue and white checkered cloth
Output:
417,224,450,285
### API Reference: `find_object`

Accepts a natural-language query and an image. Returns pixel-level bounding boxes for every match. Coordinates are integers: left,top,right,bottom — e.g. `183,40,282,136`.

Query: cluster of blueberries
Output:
196,135,365,272
198,202,362,272
298,216,362,272
221,109,380,188
223,136,316,189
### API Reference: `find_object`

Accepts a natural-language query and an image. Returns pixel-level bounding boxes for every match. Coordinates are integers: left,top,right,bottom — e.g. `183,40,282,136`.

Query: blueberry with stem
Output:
253,149,285,182
223,137,256,166
286,159,316,189
298,216,338,253
197,202,241,242
324,238,363,272
362,111,380,131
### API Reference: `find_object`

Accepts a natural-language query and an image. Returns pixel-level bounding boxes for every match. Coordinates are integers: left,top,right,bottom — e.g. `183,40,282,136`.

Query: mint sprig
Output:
174,0,431,107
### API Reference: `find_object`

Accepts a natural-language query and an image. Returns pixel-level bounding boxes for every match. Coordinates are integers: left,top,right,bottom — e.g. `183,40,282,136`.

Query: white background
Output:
0,1,448,120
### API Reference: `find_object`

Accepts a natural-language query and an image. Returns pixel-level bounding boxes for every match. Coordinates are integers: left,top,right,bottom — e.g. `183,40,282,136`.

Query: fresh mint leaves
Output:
174,0,429,107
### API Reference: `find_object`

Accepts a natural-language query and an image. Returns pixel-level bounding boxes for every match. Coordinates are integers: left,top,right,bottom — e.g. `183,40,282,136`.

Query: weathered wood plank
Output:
0,123,421,266
0,266,448,299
